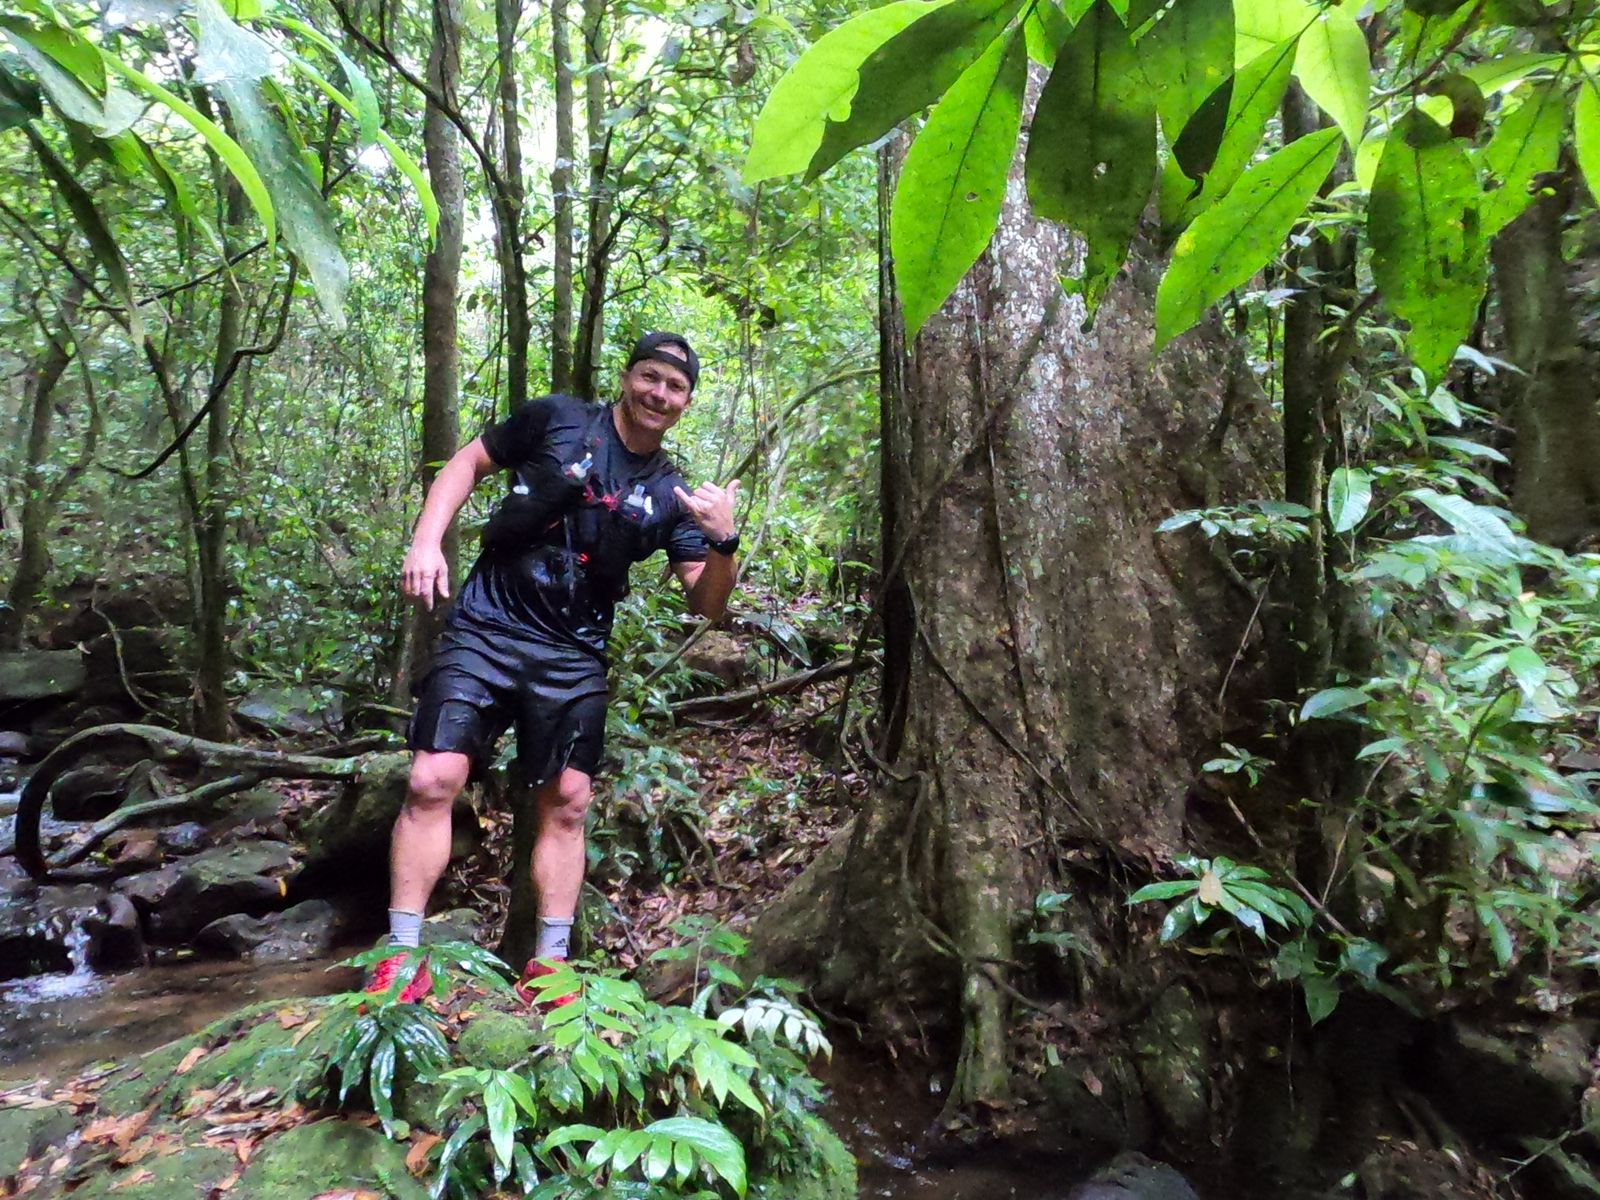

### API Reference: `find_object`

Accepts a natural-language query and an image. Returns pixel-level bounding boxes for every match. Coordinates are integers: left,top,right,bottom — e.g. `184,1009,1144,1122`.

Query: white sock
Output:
535,917,574,960
388,908,424,949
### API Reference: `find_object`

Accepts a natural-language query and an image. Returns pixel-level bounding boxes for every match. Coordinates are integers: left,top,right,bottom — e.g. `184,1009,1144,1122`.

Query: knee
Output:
405,757,468,813
539,774,592,835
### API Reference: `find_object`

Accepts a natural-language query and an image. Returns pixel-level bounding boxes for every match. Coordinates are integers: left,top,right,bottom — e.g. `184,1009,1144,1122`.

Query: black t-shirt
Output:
444,394,707,659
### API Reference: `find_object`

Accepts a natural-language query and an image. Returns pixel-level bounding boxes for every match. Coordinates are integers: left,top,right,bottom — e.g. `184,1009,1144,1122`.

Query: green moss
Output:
233,1119,428,1200
0,1102,75,1176
750,1112,856,1200
456,1012,538,1070
71,1143,237,1198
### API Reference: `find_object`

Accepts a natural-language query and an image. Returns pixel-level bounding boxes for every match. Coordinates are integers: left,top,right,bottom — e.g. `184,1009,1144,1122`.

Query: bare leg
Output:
390,749,472,913
530,768,593,921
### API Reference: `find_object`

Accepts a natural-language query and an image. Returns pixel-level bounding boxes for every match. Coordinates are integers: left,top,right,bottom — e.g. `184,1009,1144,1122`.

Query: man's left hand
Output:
673,479,740,542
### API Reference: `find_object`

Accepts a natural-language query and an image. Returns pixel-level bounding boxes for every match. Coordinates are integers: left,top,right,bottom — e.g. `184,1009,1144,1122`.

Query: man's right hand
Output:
402,542,451,611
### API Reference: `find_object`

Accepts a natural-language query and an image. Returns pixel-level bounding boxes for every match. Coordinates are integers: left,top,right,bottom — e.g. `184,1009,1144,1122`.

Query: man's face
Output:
617,349,693,437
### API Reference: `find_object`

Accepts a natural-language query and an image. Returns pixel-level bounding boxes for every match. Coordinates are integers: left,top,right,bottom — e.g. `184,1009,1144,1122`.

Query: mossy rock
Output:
233,1119,428,1199
71,1143,237,1199
750,1111,856,1200
456,1012,538,1070
98,1001,304,1115
0,1102,75,1176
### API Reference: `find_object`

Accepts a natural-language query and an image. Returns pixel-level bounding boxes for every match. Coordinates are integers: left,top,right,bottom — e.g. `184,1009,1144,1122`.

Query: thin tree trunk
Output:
573,0,612,400
396,0,467,701
1,280,85,651
194,181,246,741
494,0,530,413
550,0,576,394
1493,173,1600,547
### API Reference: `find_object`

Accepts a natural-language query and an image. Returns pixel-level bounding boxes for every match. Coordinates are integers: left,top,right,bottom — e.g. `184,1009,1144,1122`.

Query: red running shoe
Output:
363,951,433,1004
516,957,577,1011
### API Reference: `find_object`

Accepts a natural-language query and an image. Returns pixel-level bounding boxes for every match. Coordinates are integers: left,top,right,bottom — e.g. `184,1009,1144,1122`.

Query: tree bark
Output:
194,181,246,742
494,0,530,413
397,0,466,697
550,0,577,394
2,280,85,651
573,0,613,401
1492,173,1600,548
753,107,1276,1108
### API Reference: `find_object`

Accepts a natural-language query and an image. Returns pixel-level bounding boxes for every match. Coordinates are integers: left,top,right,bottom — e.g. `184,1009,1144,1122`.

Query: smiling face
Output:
614,346,693,449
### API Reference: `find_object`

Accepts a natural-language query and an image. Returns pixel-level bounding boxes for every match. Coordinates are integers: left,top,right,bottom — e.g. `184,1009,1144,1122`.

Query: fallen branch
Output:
667,656,863,717
12,723,393,879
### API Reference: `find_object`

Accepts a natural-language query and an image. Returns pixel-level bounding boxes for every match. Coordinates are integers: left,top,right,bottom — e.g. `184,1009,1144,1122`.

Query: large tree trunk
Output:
754,131,1275,1109
2,280,85,651
1493,174,1600,548
396,0,466,699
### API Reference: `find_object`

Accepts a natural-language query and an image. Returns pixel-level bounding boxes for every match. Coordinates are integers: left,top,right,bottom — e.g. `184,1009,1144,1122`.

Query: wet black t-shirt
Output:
443,395,707,660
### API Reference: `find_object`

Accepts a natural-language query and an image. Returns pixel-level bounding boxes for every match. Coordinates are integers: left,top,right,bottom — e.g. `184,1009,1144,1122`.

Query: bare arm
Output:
672,552,737,621
402,437,500,609
670,478,740,622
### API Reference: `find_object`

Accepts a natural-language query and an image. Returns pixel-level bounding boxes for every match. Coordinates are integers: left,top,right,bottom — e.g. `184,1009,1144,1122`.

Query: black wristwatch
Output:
707,532,741,557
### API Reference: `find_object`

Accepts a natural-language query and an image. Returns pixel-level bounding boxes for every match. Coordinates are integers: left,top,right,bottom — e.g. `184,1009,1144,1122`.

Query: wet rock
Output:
420,907,486,947
84,892,145,970
0,730,41,758
148,841,298,942
69,1142,236,1198
1067,1152,1199,1200
49,762,135,821
458,1012,539,1070
102,827,163,869
236,684,342,736
0,1101,75,1176
1426,1016,1595,1142
0,882,100,980
158,822,207,854
195,899,342,963
299,754,476,891
751,1110,857,1200
1040,1052,1152,1149
233,1120,428,1199
113,863,181,916
1130,985,1211,1143
682,630,749,686
0,649,85,703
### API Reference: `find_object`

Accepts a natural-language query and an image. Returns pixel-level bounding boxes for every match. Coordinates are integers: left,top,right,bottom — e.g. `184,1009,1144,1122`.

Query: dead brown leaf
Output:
109,1170,154,1191
176,1046,210,1074
405,1133,441,1176
309,1192,382,1200
275,1010,306,1029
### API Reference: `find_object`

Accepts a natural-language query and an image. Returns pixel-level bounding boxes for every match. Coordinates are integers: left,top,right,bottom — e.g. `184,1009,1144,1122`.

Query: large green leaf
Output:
1173,35,1299,218
892,32,1024,338
1369,111,1487,387
644,1118,747,1196
744,0,939,183
23,123,143,342
807,0,1025,182
101,54,276,245
1234,0,1312,67
1025,0,1155,315
1293,7,1369,148
1478,78,1563,238
1134,0,1233,146
275,15,380,146
1578,75,1600,208
1327,466,1372,533
198,0,347,326
1156,125,1340,347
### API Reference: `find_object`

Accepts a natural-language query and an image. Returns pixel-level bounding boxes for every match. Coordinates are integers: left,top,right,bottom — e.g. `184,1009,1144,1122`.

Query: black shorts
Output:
406,634,608,786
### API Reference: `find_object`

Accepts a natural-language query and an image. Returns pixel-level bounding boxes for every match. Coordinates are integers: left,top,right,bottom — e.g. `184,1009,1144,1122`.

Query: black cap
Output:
626,331,700,391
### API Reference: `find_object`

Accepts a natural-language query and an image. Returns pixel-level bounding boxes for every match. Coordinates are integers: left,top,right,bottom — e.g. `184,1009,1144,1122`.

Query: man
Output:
370,332,738,1002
